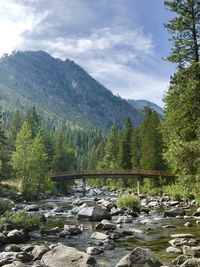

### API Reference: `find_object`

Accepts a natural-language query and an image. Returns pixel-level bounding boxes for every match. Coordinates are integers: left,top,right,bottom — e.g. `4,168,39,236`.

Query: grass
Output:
116,194,140,211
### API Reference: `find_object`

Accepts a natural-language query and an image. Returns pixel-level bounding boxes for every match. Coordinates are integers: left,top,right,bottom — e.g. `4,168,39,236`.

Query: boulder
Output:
32,245,49,260
7,230,25,244
115,247,162,267
5,245,21,252
95,220,116,231
41,244,96,267
77,207,111,221
0,232,7,244
183,245,200,257
164,208,185,217
71,203,87,215
91,232,109,240
25,204,39,212
3,261,26,267
16,252,33,262
86,247,104,255
180,258,200,267
166,246,182,254
63,225,82,235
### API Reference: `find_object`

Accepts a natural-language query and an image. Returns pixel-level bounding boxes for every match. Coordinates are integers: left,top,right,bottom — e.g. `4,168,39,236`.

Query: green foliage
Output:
119,118,133,169
6,212,41,231
116,194,140,210
164,0,200,65
11,121,50,199
163,182,193,200
0,198,13,214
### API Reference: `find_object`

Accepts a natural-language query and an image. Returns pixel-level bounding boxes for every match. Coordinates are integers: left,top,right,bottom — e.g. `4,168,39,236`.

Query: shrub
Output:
0,198,14,214
163,183,193,200
9,212,42,231
116,194,140,211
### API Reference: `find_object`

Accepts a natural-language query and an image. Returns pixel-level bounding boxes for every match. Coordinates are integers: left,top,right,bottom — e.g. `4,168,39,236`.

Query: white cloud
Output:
0,0,171,106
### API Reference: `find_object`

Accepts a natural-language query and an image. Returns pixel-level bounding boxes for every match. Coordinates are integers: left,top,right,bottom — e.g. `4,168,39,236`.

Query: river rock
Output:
86,247,104,255
16,252,33,262
77,206,111,221
25,204,39,212
170,234,194,239
95,220,116,231
5,245,21,252
169,238,197,247
180,258,200,267
172,255,188,265
32,245,49,260
91,232,109,240
71,203,87,215
183,245,200,257
0,232,7,244
166,246,182,254
7,230,25,244
3,261,26,267
43,202,58,210
164,208,185,217
63,225,82,235
115,247,162,267
41,244,96,267
184,222,193,227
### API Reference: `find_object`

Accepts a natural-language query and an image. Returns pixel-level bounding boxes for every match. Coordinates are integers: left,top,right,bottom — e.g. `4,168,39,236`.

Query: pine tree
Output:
103,124,119,169
162,0,200,198
25,107,41,138
164,0,200,65
131,129,141,169
119,118,133,169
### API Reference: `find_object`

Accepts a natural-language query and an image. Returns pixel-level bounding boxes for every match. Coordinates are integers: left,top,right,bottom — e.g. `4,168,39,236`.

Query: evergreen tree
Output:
25,107,41,138
119,118,133,169
164,0,200,65
140,108,163,170
131,129,141,169
0,100,7,177
162,0,200,198
103,124,119,169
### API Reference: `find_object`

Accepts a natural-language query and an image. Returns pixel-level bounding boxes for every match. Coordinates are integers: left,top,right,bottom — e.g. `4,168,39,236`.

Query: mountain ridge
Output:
0,51,161,129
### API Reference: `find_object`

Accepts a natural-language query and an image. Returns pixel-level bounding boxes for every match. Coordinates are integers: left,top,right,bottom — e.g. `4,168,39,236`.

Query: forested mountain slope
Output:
0,51,144,128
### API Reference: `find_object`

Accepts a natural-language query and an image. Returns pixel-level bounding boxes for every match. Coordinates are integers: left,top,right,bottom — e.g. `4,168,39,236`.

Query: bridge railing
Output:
50,169,175,178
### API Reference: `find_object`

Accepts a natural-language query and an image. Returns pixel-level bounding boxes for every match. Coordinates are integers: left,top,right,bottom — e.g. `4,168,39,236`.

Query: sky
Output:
0,0,175,106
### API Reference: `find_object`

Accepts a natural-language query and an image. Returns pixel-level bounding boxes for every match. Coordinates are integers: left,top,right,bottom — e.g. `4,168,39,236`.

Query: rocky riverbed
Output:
0,185,200,266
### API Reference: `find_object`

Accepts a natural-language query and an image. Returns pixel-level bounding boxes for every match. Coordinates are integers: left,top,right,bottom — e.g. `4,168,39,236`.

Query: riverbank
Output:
0,185,200,266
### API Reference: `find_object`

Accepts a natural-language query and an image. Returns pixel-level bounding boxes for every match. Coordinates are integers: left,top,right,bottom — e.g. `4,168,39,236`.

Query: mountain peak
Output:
0,50,143,128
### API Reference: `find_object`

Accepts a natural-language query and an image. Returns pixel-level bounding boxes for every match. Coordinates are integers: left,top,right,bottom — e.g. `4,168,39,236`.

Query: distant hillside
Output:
0,51,143,129
127,99,163,116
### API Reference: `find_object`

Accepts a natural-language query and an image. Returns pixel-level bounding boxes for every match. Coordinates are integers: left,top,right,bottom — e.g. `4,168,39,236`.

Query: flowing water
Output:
29,190,200,267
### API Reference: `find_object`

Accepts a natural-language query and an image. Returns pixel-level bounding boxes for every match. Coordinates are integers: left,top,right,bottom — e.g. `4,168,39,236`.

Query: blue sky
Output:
0,0,175,106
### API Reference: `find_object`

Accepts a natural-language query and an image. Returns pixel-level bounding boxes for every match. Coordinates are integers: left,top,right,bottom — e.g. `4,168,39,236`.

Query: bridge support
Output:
137,176,142,195
82,178,86,197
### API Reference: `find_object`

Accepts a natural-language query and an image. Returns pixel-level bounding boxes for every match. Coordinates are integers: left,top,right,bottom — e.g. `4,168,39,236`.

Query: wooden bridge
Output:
50,169,175,196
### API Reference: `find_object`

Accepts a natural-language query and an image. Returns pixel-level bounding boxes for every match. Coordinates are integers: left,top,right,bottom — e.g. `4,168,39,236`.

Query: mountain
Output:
0,50,143,129
127,99,163,116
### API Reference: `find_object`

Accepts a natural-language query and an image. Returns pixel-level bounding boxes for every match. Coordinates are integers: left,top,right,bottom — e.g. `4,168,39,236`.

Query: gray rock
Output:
5,245,21,252
16,252,33,262
86,247,104,255
172,255,188,266
166,246,182,254
63,225,82,235
164,208,185,217
183,245,200,257
25,204,39,212
3,261,26,267
71,203,87,215
32,245,49,260
184,222,193,227
0,232,7,244
77,206,111,221
7,230,25,244
91,232,109,240
41,244,96,267
180,258,200,267
115,247,162,267
95,220,116,231
170,234,194,239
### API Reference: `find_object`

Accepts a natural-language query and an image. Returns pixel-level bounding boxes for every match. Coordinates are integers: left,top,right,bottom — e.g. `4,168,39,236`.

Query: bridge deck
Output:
51,169,175,181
